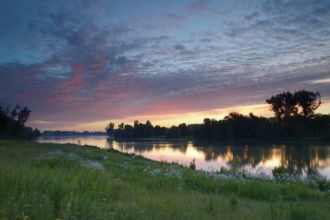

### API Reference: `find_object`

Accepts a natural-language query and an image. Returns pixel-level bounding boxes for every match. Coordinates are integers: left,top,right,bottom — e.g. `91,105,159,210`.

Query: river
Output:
38,136,330,179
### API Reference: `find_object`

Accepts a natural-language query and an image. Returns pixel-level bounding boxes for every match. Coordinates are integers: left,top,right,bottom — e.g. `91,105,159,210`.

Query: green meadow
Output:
0,139,329,220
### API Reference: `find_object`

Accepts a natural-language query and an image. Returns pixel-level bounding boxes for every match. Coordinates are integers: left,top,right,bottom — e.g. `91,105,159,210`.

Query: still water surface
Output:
38,136,330,179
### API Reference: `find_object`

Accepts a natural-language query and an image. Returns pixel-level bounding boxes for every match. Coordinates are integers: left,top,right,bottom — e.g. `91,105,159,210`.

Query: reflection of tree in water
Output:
108,140,189,154
106,139,136,151
179,142,189,153
192,141,329,177
107,138,329,178
203,146,219,161
307,146,329,176
106,138,113,149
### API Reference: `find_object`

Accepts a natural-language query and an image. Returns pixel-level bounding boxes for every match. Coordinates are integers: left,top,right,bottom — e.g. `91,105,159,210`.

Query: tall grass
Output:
0,139,329,219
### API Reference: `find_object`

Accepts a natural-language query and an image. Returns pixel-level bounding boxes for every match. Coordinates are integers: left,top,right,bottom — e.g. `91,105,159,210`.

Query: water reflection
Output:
38,136,330,179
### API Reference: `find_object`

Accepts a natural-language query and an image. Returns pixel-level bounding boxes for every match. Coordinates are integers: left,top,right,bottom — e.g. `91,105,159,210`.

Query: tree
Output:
17,107,31,126
114,122,125,139
33,128,41,139
178,123,188,137
266,91,298,125
105,122,114,137
224,112,253,139
203,118,217,140
0,104,31,127
154,125,163,136
123,124,134,138
266,90,322,123
0,103,11,117
165,126,181,139
133,120,144,137
118,122,124,130
144,120,154,137
0,103,33,139
294,90,321,119
10,105,21,120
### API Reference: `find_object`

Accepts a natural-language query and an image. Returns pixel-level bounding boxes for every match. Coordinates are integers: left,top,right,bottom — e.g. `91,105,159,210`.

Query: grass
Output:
0,139,329,219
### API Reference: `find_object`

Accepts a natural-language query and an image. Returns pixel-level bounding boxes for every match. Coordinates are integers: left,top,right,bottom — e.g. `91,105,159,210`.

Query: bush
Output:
315,178,330,192
272,166,287,178
189,159,196,170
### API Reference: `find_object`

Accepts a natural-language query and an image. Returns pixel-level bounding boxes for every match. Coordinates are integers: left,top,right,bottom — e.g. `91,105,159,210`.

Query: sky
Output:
0,0,330,131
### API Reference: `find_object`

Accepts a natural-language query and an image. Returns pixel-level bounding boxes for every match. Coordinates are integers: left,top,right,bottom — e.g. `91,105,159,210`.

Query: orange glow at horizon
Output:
54,100,330,132
65,103,272,131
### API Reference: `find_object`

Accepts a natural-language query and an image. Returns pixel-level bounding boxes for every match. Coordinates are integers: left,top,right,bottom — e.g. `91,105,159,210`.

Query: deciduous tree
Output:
266,91,298,125
105,122,115,136
294,90,321,119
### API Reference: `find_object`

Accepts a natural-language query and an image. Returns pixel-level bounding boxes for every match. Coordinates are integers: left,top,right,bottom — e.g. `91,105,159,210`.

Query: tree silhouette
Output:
105,122,114,137
17,107,31,126
178,123,188,137
266,90,322,124
104,90,327,141
294,90,321,119
0,104,31,127
33,128,41,139
144,120,154,137
165,126,180,139
0,103,34,139
10,105,21,120
0,103,11,117
266,91,298,125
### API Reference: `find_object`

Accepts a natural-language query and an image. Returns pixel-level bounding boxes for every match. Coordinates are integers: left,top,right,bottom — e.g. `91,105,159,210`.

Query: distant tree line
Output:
106,90,330,141
42,130,106,136
106,120,191,139
0,103,40,139
192,112,330,141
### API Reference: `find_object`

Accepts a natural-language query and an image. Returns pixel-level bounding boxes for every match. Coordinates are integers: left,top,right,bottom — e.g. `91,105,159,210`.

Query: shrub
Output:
315,178,330,192
272,166,287,178
189,159,196,170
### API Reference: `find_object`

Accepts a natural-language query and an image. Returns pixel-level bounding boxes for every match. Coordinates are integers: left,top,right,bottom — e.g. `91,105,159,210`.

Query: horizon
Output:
38,101,330,132
1,0,330,132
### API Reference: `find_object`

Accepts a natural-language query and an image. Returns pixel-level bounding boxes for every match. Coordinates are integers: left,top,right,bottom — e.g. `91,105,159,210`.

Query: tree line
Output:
42,130,106,136
0,103,41,139
106,90,330,141
106,120,190,139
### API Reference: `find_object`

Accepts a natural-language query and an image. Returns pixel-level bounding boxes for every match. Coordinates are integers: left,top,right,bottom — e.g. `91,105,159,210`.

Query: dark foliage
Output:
42,130,106,136
191,90,327,141
165,126,181,139
199,113,329,141
266,90,321,126
106,113,330,141
105,122,114,137
107,120,192,139
106,90,329,141
33,128,42,139
0,103,36,139
192,113,280,141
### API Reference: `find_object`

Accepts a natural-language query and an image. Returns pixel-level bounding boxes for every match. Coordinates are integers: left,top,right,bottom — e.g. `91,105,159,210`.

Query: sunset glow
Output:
1,0,329,131
34,101,330,131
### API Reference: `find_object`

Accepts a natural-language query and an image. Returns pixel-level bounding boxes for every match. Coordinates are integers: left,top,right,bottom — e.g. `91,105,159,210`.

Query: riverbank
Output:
1,139,329,219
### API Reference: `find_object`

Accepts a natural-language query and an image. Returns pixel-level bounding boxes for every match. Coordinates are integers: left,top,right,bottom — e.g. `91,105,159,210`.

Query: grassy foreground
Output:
0,140,329,220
